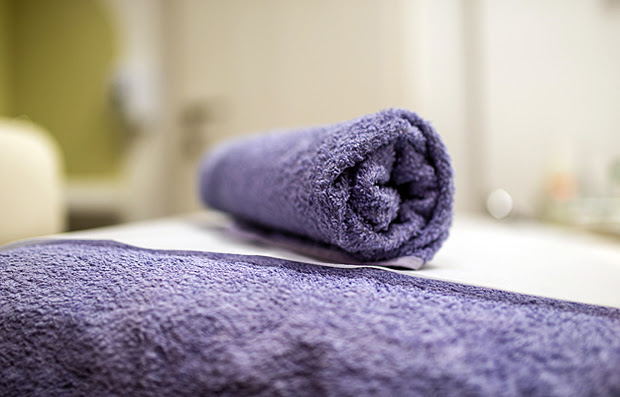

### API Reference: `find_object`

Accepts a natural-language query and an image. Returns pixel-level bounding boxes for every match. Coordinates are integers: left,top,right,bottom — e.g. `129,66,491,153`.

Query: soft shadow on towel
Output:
199,108,454,264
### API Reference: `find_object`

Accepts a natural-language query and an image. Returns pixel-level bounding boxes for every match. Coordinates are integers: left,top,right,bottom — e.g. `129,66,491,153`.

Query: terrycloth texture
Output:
199,108,454,263
1,240,619,397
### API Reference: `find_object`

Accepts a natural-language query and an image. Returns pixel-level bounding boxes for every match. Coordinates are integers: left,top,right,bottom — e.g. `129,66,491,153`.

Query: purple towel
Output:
199,108,454,264
1,240,619,396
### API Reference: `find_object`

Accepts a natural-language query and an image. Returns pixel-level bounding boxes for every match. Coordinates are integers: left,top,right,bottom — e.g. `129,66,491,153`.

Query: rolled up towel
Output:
199,108,454,264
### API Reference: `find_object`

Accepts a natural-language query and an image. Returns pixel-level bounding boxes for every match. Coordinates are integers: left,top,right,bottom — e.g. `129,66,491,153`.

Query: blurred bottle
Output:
545,141,578,203
610,157,620,198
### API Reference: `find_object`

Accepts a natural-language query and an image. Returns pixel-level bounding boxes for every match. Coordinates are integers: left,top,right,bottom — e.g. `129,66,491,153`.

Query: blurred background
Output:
1,0,619,242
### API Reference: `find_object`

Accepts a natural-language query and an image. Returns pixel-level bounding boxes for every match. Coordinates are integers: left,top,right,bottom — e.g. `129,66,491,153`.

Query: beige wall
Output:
164,0,427,212
170,0,413,137
165,0,483,213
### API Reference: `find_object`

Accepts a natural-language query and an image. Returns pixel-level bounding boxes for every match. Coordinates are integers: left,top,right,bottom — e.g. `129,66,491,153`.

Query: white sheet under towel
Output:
45,212,620,309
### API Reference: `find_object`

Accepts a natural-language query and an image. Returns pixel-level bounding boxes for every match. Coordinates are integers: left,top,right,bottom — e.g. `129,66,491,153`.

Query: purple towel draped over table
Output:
1,240,619,396
199,108,454,264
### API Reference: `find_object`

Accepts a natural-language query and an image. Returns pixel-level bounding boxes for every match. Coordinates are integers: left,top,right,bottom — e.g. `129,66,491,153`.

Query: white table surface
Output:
33,212,620,309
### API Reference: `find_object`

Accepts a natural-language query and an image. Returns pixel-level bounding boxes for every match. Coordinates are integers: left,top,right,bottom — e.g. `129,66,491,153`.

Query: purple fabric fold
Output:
1,240,619,396
199,108,454,264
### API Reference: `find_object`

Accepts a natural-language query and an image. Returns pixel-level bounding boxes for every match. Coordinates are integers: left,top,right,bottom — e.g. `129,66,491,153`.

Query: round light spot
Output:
486,188,513,219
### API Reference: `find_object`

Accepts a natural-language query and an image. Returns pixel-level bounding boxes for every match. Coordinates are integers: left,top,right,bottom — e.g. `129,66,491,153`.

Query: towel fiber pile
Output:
1,240,619,396
199,108,453,264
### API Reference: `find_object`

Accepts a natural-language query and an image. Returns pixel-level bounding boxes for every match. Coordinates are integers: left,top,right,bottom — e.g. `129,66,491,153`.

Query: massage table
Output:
47,211,620,309
2,108,619,395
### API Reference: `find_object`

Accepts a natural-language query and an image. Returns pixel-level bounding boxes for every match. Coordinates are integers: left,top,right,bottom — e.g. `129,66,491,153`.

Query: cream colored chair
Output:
0,118,66,244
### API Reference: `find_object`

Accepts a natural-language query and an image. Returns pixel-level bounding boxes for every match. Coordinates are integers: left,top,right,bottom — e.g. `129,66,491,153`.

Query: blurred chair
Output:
0,118,66,244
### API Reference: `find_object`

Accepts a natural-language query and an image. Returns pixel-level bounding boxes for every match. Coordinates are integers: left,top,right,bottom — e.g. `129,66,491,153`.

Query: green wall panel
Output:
0,0,13,116
13,0,123,176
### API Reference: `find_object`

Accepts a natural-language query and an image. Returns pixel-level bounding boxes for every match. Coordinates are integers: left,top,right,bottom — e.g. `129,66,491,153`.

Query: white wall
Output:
412,0,620,215
413,0,473,212
103,0,169,220
480,0,620,214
